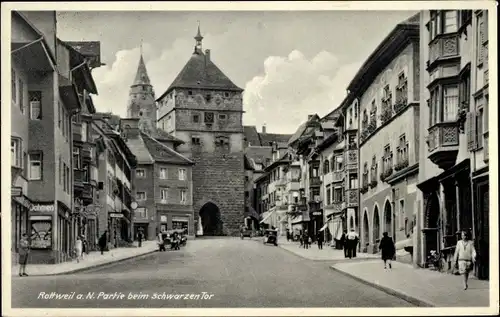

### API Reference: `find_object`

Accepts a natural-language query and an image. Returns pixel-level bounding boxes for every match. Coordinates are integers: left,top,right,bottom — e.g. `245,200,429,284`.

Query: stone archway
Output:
199,202,223,236
373,206,380,244
384,200,392,237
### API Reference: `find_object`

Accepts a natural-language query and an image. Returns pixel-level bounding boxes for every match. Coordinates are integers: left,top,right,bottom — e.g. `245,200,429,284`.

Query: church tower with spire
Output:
156,25,245,236
127,48,157,134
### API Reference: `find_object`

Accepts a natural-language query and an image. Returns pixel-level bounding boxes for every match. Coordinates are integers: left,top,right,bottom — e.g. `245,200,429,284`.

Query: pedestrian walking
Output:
98,231,107,255
74,236,83,263
317,232,324,250
379,232,396,269
341,230,348,258
138,230,143,247
303,231,309,249
299,233,303,248
82,235,88,256
453,230,477,290
346,229,359,258
18,233,30,277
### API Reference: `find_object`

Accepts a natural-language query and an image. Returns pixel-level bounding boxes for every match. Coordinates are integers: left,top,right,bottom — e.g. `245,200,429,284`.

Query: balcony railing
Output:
309,176,321,187
426,121,460,170
428,34,460,66
346,189,359,207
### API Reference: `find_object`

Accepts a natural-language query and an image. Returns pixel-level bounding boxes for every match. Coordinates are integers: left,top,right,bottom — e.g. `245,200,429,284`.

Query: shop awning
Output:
332,218,344,240
319,223,329,232
291,213,311,224
259,211,275,224
244,205,261,220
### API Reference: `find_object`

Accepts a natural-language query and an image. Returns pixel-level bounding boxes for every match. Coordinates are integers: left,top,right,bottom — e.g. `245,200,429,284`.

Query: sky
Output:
56,10,418,134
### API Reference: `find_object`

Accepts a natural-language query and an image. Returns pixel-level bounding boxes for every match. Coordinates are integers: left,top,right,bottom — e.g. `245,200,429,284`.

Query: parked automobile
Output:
263,229,278,246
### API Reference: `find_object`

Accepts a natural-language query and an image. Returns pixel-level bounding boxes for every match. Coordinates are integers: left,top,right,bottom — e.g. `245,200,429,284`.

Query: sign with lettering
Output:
109,213,123,218
30,203,55,213
312,211,322,216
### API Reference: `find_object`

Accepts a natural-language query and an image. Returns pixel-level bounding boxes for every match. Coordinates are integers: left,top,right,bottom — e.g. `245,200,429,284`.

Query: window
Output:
459,70,471,109
178,168,186,181
459,10,472,29
219,114,227,120
136,169,145,178
160,188,168,203
224,92,230,98
428,11,442,40
63,163,67,192
135,207,148,218
398,134,408,164
180,189,187,204
383,144,392,172
192,114,200,123
383,84,391,100
191,136,201,145
335,155,343,171
443,10,458,33
66,165,70,193
476,11,488,67
323,159,330,174
160,168,167,179
399,199,405,230
204,112,214,123
205,94,212,102
136,192,147,201
188,90,193,96
333,187,343,203
59,156,62,185
29,91,42,120
371,156,378,182
476,107,484,148
443,86,459,122
73,147,81,169
29,153,42,180
362,163,369,187
11,138,22,168
429,88,440,126
81,122,88,142
19,79,24,113
12,69,17,102
326,185,331,205
349,174,358,189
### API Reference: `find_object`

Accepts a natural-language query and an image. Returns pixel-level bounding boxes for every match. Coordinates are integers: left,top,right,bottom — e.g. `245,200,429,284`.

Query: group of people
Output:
157,230,186,251
340,229,360,259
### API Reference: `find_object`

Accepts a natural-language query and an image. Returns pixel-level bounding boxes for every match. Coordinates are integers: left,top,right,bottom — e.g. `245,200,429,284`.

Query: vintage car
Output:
240,227,253,239
262,229,278,246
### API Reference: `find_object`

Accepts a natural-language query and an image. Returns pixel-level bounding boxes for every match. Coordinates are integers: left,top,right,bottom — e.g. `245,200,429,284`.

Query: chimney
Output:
205,49,211,61
262,124,267,134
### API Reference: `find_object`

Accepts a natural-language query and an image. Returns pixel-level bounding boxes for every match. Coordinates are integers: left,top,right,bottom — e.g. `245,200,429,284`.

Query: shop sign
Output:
30,203,55,213
30,218,52,249
109,213,123,218
312,211,322,216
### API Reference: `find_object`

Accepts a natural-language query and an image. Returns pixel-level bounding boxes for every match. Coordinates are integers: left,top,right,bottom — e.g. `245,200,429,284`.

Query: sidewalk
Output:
11,240,158,276
276,239,379,262
331,260,491,307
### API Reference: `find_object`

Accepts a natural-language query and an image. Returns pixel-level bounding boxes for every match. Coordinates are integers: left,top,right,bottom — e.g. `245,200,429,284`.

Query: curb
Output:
329,265,435,307
12,249,159,277
275,242,380,263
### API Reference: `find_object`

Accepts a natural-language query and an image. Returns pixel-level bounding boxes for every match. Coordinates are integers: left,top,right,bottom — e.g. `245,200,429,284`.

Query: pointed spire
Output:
194,21,203,53
132,47,151,86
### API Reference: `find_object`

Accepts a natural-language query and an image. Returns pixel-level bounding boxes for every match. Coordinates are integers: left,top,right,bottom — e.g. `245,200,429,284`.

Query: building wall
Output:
133,163,155,237
159,87,246,235
19,11,57,56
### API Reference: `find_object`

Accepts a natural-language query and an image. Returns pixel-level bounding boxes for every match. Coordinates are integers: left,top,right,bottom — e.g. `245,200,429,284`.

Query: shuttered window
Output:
476,108,484,148
466,111,477,151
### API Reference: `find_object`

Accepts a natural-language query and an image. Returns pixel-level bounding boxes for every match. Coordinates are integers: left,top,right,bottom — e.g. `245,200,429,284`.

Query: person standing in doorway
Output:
74,236,83,263
317,232,324,250
346,229,359,258
18,233,30,277
379,232,396,269
454,230,477,290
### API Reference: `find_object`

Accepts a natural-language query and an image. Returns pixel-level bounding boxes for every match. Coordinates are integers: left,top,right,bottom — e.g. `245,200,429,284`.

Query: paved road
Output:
12,238,413,308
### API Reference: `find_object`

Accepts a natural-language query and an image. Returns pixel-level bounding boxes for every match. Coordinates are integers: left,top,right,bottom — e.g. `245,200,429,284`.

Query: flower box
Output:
380,167,393,182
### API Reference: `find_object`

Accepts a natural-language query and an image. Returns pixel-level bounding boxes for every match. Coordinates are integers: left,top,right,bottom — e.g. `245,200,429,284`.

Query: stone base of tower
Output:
191,150,245,237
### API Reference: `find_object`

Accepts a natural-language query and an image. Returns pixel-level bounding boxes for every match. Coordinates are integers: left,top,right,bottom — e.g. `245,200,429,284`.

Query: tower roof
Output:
132,54,151,86
158,50,242,99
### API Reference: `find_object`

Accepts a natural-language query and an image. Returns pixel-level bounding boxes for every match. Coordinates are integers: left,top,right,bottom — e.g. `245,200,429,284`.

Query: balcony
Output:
428,34,460,69
345,189,359,207
73,122,82,142
309,176,321,187
426,122,460,170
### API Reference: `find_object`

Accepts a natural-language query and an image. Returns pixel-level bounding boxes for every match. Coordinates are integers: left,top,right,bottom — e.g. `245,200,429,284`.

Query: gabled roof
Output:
141,132,194,165
244,146,273,166
158,50,242,99
243,126,261,146
288,114,321,146
124,133,154,164
243,125,293,147
149,128,184,145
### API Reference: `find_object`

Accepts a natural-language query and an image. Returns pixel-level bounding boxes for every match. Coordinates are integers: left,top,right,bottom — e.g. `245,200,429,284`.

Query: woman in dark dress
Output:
379,232,396,269
98,231,108,255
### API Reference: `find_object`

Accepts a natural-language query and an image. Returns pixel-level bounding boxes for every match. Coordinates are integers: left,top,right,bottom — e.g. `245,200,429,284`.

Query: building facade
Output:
416,9,489,279
349,14,421,260
11,11,81,264
123,54,195,239
156,27,245,236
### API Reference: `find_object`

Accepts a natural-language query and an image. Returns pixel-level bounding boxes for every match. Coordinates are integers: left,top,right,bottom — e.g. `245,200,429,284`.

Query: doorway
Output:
384,200,392,238
199,202,223,236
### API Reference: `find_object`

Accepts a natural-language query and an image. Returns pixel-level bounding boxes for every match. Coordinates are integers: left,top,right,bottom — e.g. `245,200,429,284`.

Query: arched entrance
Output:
199,202,223,236
373,206,380,245
384,200,392,238
424,192,440,258
362,211,369,247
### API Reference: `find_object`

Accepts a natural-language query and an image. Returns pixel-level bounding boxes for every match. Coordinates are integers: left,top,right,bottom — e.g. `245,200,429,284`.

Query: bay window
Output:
428,10,459,41
349,174,358,189
443,10,458,33
443,86,459,122
333,187,343,203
